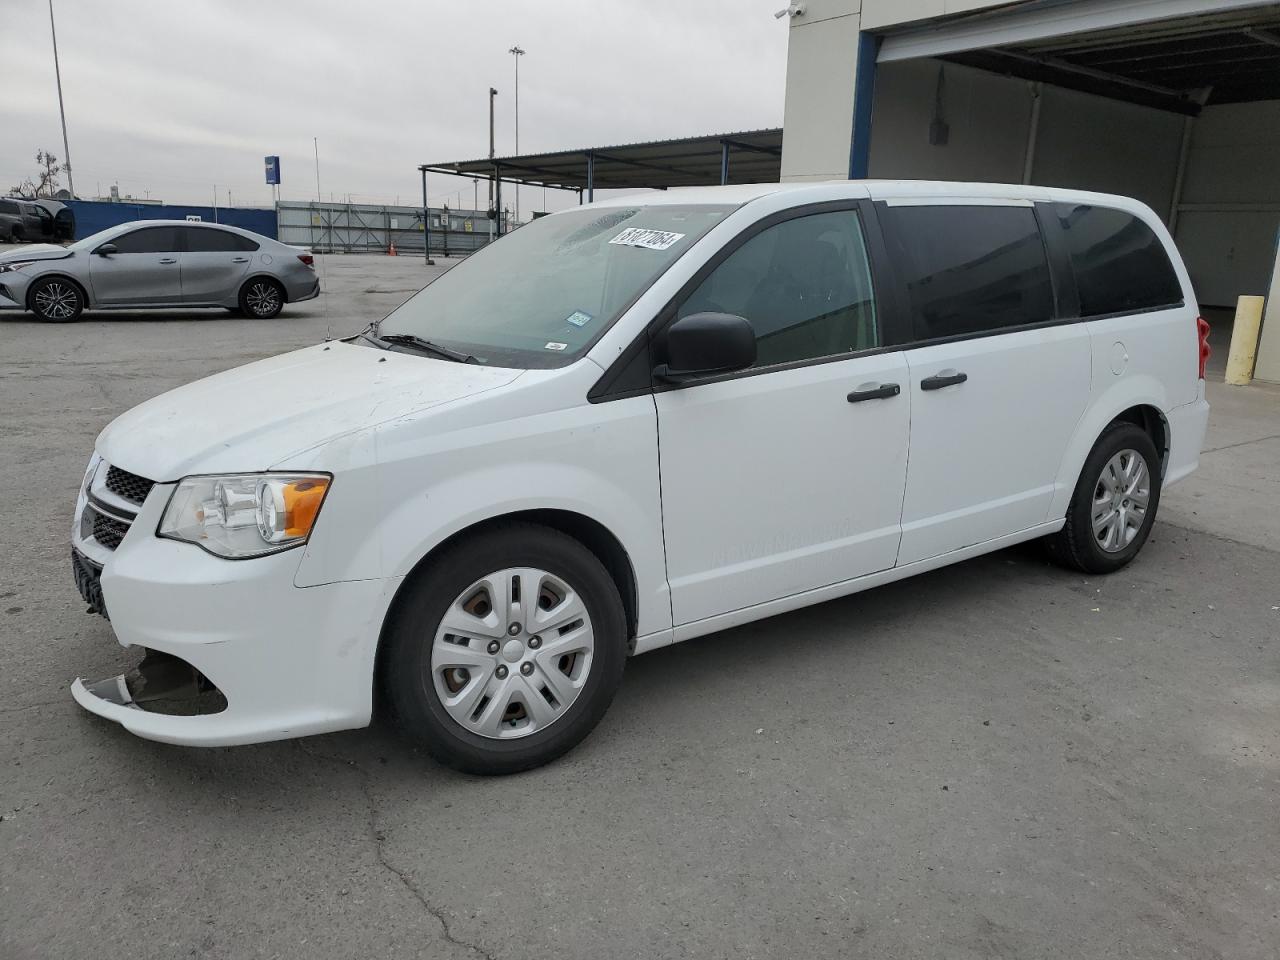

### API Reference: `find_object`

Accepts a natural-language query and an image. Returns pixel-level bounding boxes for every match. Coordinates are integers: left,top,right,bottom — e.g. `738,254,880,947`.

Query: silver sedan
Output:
0,219,319,322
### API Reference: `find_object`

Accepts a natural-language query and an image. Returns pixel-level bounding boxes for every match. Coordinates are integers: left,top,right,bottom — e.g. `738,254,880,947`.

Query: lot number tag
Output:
609,228,685,251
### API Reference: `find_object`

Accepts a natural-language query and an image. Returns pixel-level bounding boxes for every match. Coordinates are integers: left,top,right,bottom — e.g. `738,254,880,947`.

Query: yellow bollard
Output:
1225,295,1264,385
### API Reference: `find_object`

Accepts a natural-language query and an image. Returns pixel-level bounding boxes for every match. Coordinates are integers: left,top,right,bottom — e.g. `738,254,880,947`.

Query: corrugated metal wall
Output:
65,200,277,242
277,201,500,254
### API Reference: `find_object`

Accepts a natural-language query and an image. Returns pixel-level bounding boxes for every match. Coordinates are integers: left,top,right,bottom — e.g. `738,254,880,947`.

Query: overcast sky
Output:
4,0,789,214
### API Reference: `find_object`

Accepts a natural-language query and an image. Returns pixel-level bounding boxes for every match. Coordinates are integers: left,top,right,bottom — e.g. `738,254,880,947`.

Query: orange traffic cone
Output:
387,242,397,256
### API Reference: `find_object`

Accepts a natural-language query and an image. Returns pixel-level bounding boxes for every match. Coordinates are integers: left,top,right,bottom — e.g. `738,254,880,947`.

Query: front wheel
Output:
383,523,628,775
238,277,284,318
29,277,84,322
1045,422,1162,573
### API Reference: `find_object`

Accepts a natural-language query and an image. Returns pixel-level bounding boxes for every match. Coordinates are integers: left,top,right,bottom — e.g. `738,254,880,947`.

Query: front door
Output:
89,225,183,305
880,201,1092,565
179,226,255,303
654,206,910,626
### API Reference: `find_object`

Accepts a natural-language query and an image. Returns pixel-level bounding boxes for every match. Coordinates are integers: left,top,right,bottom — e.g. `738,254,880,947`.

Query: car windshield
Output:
68,226,125,251
376,204,735,368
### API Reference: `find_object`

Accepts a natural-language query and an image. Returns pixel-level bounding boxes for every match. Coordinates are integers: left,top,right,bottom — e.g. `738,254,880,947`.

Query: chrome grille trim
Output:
76,460,157,555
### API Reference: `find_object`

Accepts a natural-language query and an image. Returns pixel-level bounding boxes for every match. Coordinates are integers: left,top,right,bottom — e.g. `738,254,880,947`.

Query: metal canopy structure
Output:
419,128,783,202
879,0,1280,116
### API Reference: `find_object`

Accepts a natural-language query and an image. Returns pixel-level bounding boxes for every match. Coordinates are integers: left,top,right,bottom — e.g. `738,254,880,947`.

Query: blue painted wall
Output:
65,200,277,242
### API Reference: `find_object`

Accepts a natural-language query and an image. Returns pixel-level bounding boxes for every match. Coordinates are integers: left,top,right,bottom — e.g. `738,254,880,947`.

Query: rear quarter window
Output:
1054,204,1183,317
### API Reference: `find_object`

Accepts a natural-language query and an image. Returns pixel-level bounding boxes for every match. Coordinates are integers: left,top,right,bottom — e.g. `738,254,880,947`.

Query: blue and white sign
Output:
264,155,281,185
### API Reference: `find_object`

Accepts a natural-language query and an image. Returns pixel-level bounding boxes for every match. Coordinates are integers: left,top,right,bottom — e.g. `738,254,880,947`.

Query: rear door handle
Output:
231,257,249,263
847,382,901,403
920,371,968,391
158,257,177,264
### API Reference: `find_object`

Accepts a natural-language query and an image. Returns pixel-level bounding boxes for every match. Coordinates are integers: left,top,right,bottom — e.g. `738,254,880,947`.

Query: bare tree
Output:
8,150,66,199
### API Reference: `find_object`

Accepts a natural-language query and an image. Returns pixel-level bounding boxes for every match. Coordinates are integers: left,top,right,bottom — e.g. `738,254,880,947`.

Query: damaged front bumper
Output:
70,481,396,747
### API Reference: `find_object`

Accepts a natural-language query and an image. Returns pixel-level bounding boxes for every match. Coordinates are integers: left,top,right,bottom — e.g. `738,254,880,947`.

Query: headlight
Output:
0,261,35,274
158,473,331,559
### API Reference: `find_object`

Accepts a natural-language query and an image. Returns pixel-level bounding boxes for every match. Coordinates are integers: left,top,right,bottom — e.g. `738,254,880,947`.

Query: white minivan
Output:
71,181,1211,774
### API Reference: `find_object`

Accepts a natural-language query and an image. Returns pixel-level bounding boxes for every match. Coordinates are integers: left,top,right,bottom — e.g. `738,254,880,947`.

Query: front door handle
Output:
847,382,900,403
158,257,177,264
921,370,968,391
231,257,249,263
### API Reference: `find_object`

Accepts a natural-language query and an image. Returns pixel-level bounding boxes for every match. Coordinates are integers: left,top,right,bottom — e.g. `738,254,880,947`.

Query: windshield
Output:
68,225,124,251
377,204,734,368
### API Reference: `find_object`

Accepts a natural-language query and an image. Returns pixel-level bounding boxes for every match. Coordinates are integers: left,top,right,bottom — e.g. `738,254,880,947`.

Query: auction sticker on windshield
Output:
609,228,686,251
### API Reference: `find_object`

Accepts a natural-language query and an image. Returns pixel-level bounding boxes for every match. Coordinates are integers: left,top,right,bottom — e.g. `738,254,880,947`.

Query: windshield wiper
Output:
377,333,477,364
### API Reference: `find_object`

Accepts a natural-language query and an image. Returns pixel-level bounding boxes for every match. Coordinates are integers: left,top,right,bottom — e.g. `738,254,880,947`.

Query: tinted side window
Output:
184,227,259,252
1055,204,1182,317
885,204,1054,340
111,227,180,254
0,200,19,215
678,209,878,368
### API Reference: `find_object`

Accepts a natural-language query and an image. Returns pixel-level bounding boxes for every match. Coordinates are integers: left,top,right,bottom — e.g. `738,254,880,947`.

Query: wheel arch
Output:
1050,378,1173,520
25,272,90,311
373,508,641,706
1109,404,1170,472
239,272,289,303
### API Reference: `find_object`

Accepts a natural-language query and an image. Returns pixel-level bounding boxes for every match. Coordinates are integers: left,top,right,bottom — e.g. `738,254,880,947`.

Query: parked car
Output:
0,197,36,242
0,220,317,320
34,198,75,241
68,181,1210,774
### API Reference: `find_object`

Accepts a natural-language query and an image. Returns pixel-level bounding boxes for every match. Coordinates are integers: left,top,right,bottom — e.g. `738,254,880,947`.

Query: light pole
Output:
508,45,525,224
48,0,74,197
488,87,498,242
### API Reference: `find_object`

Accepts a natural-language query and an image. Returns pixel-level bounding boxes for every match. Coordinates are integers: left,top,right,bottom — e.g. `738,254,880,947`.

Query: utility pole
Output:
313,137,321,203
48,0,74,197
508,45,524,224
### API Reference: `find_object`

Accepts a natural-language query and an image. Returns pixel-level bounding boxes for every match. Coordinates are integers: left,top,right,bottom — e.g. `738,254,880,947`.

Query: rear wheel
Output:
1045,422,1162,573
383,523,627,775
10,225,23,243
238,277,284,318
29,277,84,322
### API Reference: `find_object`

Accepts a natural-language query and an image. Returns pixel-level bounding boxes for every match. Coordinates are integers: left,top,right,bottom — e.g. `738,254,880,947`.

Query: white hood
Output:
97,340,522,480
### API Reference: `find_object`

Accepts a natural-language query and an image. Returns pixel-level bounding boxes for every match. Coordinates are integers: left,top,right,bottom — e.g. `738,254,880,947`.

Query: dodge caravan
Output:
70,181,1211,774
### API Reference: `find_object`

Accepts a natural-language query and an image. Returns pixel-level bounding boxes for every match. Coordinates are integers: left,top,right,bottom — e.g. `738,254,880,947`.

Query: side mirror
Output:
95,243,118,257
655,312,756,383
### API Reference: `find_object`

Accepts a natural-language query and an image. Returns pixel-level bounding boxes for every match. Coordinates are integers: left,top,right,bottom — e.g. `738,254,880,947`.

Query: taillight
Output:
1196,315,1211,380
297,253,314,268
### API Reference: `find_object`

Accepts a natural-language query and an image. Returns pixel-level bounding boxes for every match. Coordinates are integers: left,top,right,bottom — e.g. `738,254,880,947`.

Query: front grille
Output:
89,507,130,550
104,465,155,506
71,548,108,618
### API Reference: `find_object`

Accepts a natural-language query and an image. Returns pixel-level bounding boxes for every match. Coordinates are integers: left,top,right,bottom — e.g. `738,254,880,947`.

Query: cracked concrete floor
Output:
2,254,1278,959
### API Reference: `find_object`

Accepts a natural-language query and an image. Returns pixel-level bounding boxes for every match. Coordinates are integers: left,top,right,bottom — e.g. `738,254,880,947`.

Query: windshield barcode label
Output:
609,228,686,251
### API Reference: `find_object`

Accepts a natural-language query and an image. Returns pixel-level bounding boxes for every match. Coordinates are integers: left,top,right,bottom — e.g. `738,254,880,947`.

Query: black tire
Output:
11,225,23,243
383,522,628,775
28,276,84,322
237,277,285,318
1044,422,1162,574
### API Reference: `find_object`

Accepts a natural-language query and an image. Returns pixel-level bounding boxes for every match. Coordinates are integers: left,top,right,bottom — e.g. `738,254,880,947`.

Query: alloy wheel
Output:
245,281,281,317
429,567,595,739
34,281,79,320
1091,448,1150,553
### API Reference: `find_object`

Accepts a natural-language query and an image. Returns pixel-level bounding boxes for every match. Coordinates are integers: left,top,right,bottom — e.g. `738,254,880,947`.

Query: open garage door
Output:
867,0,1280,308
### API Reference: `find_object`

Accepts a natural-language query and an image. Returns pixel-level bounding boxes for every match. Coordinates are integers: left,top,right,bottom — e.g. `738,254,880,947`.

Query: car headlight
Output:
0,261,36,274
158,473,331,559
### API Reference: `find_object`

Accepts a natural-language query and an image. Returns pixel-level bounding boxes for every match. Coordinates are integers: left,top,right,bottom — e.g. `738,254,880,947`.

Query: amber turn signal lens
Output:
283,478,329,537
